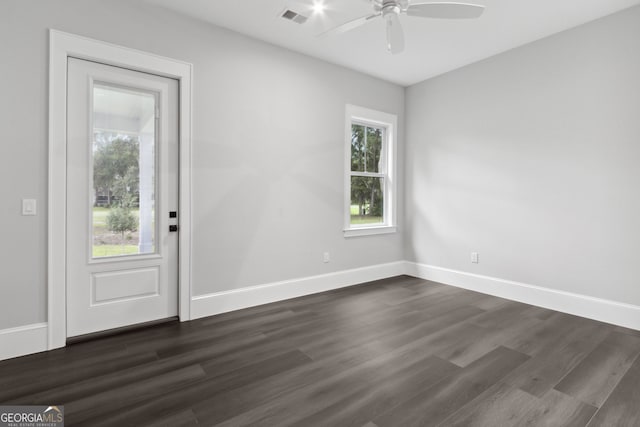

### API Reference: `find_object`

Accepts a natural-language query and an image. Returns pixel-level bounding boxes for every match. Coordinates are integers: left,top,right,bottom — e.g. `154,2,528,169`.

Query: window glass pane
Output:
350,176,384,226
351,124,365,172
365,126,383,173
92,84,156,258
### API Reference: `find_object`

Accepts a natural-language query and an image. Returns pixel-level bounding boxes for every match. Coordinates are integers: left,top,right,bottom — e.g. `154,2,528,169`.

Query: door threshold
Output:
66,316,179,345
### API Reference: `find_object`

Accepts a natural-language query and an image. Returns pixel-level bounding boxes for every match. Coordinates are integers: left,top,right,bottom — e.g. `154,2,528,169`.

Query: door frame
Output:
48,30,193,350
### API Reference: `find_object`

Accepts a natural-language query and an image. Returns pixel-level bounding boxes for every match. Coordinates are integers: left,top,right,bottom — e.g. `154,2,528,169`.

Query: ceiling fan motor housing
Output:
373,0,409,15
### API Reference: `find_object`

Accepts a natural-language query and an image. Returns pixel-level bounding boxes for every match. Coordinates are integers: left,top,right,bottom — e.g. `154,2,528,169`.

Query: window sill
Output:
343,225,397,238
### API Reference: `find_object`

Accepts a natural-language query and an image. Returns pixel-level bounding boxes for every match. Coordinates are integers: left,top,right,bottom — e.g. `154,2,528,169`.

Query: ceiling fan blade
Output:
385,13,405,54
318,13,380,37
406,2,485,19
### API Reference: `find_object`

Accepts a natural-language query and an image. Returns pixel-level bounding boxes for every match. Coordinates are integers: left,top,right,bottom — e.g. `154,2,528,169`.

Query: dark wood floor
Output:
2,275,640,426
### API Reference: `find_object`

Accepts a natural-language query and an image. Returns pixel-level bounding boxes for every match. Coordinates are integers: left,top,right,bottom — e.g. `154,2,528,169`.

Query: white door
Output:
66,58,179,338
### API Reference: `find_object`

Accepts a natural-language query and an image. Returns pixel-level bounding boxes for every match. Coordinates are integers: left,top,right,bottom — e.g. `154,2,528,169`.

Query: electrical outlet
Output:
323,252,330,263
471,252,479,264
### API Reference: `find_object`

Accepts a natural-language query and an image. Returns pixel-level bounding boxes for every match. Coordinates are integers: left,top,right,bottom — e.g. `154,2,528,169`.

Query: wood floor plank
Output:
504,312,608,357
195,336,300,377
502,328,609,397
611,325,640,338
288,356,460,427
372,346,530,427
0,350,158,403
554,331,640,407
469,302,533,329
200,349,313,394
439,381,539,427
376,305,486,355
261,294,428,348
206,339,463,426
119,350,313,427
299,304,483,362
297,310,434,360
468,294,510,311
428,322,495,365
154,329,266,359
518,389,597,427
91,341,379,426
144,409,200,427
520,305,556,321
64,364,207,425
10,349,205,405
436,316,542,367
382,279,457,306
585,352,640,426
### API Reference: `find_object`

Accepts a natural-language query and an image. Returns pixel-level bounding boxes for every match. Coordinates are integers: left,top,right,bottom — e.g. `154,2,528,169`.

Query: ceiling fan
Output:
320,1,485,54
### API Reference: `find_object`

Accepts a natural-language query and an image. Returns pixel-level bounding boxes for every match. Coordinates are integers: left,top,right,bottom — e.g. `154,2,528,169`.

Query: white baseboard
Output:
191,261,406,319
405,262,640,331
0,323,48,361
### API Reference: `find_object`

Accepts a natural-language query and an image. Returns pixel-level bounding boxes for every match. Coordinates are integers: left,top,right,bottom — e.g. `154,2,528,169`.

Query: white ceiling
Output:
145,0,640,86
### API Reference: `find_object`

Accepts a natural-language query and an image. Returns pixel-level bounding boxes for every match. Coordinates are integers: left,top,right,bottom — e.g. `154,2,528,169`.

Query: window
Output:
344,105,397,237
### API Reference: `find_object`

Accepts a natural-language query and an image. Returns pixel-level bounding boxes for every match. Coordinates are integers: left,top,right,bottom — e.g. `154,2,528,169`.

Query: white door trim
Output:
48,29,193,350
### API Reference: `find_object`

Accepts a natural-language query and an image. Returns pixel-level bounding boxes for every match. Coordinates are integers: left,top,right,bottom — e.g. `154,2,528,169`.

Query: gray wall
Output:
0,0,405,329
405,6,640,305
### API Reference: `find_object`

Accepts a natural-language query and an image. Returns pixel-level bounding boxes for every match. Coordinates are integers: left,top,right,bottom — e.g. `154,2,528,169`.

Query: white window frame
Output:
344,105,397,237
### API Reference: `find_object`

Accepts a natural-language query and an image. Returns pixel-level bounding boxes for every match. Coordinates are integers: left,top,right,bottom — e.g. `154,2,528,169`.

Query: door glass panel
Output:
92,83,157,258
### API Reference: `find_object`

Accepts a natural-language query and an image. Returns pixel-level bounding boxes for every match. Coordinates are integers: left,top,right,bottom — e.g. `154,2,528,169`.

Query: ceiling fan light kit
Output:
321,1,486,54
385,11,405,54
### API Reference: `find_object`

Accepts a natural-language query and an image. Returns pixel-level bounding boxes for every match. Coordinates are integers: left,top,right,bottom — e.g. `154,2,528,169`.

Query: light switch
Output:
22,199,37,216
